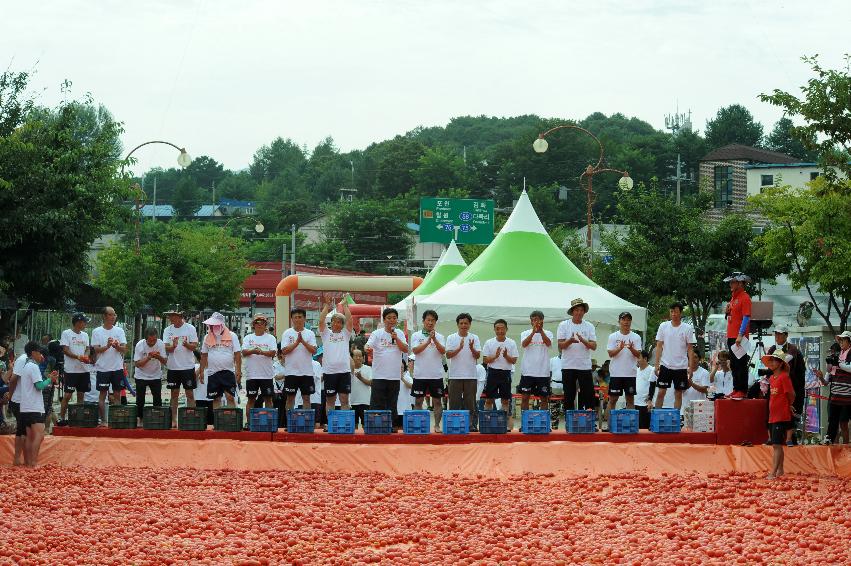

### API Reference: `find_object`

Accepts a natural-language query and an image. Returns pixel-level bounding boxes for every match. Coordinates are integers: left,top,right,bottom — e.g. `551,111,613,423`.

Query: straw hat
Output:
761,349,792,366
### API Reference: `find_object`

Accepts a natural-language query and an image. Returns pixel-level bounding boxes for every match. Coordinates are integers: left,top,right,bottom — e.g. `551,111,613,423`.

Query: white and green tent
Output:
394,240,467,314
418,191,646,333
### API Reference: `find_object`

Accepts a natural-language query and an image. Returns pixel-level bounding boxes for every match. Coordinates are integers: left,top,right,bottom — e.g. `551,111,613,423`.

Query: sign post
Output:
419,198,495,245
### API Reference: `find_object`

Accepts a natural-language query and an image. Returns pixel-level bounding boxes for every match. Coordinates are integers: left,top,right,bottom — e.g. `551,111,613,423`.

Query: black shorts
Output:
246,378,274,397
96,370,124,392
609,376,637,397
324,372,352,396
656,366,689,391
483,369,513,400
167,368,197,390
64,372,91,393
16,412,45,437
9,401,20,420
207,370,237,399
411,378,445,399
769,421,790,445
517,375,551,397
285,375,315,396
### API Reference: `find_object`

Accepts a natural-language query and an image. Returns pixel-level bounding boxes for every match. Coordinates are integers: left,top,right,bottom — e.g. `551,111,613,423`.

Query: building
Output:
745,162,821,198
137,204,225,220
218,198,256,215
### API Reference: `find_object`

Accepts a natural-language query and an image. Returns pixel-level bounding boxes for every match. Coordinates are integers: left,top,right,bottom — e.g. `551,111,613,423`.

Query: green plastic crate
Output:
108,404,137,429
178,406,208,431
143,406,172,430
68,403,98,428
213,407,243,432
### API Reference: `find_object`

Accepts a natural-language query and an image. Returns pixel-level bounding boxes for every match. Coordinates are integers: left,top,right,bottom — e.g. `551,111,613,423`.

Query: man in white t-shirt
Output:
365,308,408,422
90,306,127,424
409,309,447,432
483,319,519,430
635,351,656,429
242,314,279,415
280,308,319,413
557,298,598,413
654,302,697,411
350,348,372,429
682,356,711,417
319,296,354,414
606,312,642,414
57,312,91,426
162,309,200,427
445,313,481,431
199,312,242,410
132,326,167,426
519,310,554,416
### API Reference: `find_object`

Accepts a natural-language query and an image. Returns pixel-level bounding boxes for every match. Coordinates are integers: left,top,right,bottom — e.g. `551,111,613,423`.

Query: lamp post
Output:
222,216,265,235
533,125,633,277
122,141,192,254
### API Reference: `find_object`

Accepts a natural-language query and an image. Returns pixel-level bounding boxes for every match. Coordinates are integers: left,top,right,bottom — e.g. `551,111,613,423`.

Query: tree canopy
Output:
704,104,764,150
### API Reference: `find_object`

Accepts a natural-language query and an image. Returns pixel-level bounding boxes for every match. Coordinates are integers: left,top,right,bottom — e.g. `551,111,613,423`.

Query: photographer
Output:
815,332,851,445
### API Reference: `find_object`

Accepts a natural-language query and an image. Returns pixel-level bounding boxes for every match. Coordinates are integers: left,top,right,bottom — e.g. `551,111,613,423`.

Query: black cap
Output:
618,311,633,320
72,313,90,324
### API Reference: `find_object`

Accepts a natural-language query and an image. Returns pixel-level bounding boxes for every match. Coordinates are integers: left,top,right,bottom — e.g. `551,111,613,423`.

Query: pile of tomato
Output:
1,466,849,564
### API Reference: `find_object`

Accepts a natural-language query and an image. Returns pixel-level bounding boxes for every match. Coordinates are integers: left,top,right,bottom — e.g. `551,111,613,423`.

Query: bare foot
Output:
765,473,776,480
13,461,23,467
776,471,784,478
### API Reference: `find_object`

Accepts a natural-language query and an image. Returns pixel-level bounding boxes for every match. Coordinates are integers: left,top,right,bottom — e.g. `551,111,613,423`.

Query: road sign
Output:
419,198,495,245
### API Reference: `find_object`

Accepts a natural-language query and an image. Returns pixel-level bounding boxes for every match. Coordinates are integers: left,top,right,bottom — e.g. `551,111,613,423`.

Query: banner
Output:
790,336,822,434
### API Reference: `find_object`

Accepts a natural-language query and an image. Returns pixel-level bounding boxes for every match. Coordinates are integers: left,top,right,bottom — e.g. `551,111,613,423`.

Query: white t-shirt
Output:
550,356,563,393
446,333,481,379
133,339,166,380
635,365,656,407
19,359,45,413
681,365,711,415
280,328,317,376
410,331,446,379
163,323,199,370
350,364,372,405
557,320,597,370
655,321,696,370
482,337,519,372
397,371,414,414
520,329,554,377
321,328,352,374
713,369,734,396
607,331,642,378
272,359,286,379
84,371,99,403
366,328,407,380
201,333,241,374
194,363,210,401
11,354,28,403
311,360,323,405
60,329,90,374
475,364,487,400
241,333,278,379
91,325,127,372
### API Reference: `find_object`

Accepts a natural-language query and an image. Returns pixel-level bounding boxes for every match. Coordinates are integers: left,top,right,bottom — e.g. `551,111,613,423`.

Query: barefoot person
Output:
319,296,354,417
606,312,642,419
483,319,519,430
410,310,447,432
242,314,279,419
57,313,91,426
163,309,199,427
762,349,795,479
654,302,696,411
91,306,127,425
17,342,58,467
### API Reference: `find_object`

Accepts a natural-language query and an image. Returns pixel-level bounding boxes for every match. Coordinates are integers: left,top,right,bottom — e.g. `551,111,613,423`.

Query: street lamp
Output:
222,216,265,234
533,126,632,277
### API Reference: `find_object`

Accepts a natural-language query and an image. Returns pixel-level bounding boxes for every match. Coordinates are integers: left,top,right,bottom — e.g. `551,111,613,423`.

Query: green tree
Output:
172,176,202,219
412,146,466,196
759,55,851,184
749,179,851,334
372,136,426,198
249,137,305,183
0,70,36,137
705,104,764,150
216,170,258,201
765,117,817,161
185,155,225,196
324,199,413,273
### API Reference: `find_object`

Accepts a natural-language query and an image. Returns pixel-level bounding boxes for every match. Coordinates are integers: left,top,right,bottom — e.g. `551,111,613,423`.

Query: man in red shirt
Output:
762,349,795,479
724,272,752,399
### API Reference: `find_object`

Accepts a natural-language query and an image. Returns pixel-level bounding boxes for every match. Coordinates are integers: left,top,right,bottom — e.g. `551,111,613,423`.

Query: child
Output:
762,349,795,479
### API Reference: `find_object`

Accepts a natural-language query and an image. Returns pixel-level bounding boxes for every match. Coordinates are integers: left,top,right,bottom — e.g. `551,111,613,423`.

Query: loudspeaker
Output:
750,301,773,331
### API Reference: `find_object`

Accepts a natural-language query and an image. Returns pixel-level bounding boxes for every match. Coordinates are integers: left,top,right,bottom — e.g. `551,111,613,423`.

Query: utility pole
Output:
664,108,691,205
152,176,157,222
290,224,296,276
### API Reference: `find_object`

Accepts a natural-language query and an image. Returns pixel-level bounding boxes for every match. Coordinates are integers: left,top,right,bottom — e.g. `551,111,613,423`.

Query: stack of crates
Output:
249,408,279,432
650,408,681,433
566,410,596,434
178,407,208,431
364,410,393,434
609,409,639,434
684,400,715,432
213,407,243,432
108,405,137,429
286,409,315,433
327,410,356,434
521,410,551,434
143,406,172,430
478,410,508,434
442,410,470,434
68,403,98,428
403,410,431,434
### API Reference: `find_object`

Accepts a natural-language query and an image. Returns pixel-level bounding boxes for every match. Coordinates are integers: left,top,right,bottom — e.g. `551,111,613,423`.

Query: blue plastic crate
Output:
566,410,596,434
249,408,279,432
650,408,681,433
609,409,639,434
442,410,470,434
403,410,431,434
286,409,315,433
364,410,393,434
478,410,508,434
327,410,356,434
521,410,551,434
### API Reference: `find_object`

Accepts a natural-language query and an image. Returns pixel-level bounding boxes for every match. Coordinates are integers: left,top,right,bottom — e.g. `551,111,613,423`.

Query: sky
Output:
2,0,848,175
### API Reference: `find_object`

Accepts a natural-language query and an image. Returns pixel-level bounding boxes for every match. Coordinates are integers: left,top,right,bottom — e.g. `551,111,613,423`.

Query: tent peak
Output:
500,191,547,235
